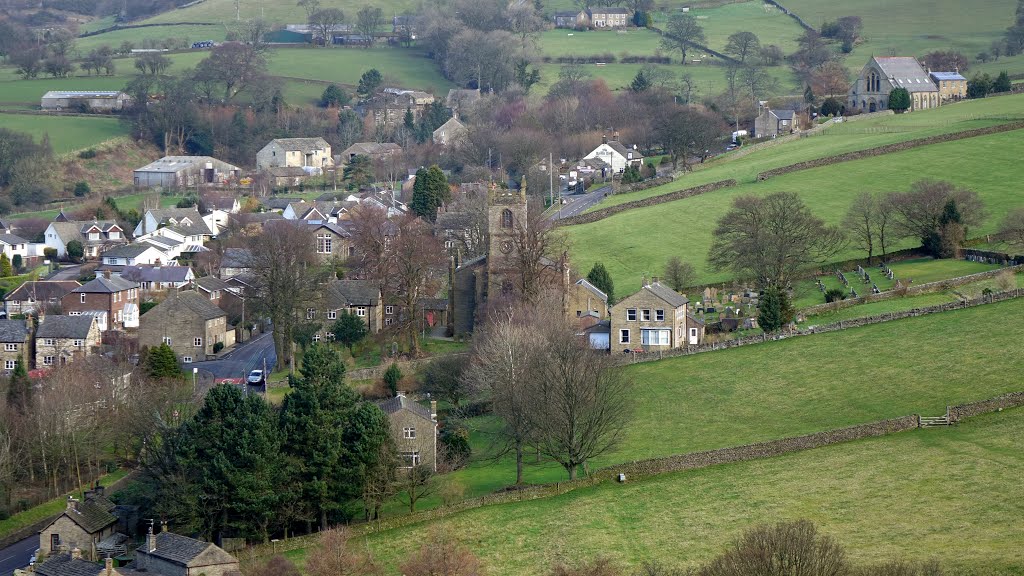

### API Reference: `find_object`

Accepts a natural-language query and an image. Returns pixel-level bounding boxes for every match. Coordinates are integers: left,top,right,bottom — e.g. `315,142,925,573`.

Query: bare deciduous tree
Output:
843,191,879,264
400,528,483,576
997,207,1024,249
884,179,985,246
305,527,381,576
664,257,696,292
708,192,846,289
508,199,567,300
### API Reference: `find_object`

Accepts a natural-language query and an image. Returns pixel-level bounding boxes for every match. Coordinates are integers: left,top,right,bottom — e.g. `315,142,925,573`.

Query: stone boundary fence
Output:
612,287,1024,367
756,121,1024,180
556,179,736,226
800,265,1024,317
762,0,816,31
240,387,1024,559
612,175,675,195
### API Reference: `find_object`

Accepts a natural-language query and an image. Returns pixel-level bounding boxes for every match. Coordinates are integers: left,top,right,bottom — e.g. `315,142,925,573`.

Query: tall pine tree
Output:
5,357,31,412
586,262,615,304
410,165,451,221
146,343,182,379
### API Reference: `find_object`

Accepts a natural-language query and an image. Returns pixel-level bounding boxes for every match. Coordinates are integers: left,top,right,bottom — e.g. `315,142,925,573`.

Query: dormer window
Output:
88,232,99,241
109,231,120,239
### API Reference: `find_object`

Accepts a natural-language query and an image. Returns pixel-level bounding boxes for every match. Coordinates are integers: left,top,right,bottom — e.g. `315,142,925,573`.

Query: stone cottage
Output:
610,278,701,354
377,393,438,471
35,315,102,368
38,497,117,561
138,290,233,364
133,529,241,576
0,318,30,372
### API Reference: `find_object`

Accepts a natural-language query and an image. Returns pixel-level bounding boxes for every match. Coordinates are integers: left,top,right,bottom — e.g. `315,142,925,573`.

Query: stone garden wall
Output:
612,175,675,195
756,121,1024,180
556,179,736,227
948,391,1024,423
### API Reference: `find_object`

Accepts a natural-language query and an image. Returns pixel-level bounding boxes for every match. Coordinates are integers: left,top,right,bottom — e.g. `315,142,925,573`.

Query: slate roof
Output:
446,88,481,109
435,211,474,231
72,276,138,294
771,109,796,120
261,197,303,210
49,221,121,246
265,137,330,153
606,140,644,160
101,244,157,259
645,282,689,307
146,208,213,236
4,281,80,302
377,395,434,421
267,166,308,177
324,279,380,307
121,265,192,283
0,319,28,343
930,71,966,81
0,233,29,245
37,315,95,339
195,276,230,292
433,117,466,138
157,291,225,321
134,156,239,174
341,142,402,157
35,552,109,576
220,248,252,269
872,56,938,92
145,531,237,567
66,499,117,533
417,297,448,311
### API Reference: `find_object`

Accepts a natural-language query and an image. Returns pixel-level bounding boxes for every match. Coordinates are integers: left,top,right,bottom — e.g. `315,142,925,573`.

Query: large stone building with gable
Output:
848,56,940,113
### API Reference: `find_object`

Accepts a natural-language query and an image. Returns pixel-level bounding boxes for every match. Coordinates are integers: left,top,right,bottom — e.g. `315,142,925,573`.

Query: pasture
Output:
0,113,130,154
74,24,230,53
693,1,804,55
351,406,1024,575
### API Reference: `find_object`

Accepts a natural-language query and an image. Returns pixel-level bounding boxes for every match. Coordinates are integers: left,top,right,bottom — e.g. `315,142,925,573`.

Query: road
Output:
547,185,612,221
191,331,276,380
45,264,83,281
0,536,37,576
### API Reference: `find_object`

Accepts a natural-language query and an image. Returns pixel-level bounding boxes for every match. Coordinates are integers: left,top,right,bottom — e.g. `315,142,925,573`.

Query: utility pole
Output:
549,152,554,208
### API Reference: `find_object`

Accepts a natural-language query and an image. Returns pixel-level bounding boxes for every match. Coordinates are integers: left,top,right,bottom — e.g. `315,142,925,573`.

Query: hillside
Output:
564,94,1024,289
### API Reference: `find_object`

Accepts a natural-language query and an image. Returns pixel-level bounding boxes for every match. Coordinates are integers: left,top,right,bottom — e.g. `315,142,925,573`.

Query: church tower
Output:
485,180,528,301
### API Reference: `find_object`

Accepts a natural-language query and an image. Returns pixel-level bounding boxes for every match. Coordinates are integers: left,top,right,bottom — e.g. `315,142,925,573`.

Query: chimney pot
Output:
71,547,82,560
601,134,607,144
105,557,114,574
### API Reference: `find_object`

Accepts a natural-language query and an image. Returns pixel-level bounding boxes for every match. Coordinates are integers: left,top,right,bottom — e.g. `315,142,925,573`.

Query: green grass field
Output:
566,97,1024,289
0,113,130,154
74,24,230,53
0,469,130,541
350,406,1024,575
694,1,804,55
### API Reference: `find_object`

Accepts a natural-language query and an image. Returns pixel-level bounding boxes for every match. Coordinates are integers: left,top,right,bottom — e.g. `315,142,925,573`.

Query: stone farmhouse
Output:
553,7,630,28
62,275,140,330
337,142,403,165
566,277,609,320
930,71,968,102
583,135,644,173
35,315,102,367
256,137,333,171
38,496,117,561
377,393,438,471
754,103,799,138
40,90,131,112
610,278,704,355
4,280,80,316
848,56,941,113
312,279,385,340
139,290,233,364
133,529,241,576
0,318,30,372
44,219,127,259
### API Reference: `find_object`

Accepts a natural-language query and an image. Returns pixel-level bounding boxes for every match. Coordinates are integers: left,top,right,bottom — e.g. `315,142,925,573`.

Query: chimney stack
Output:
430,400,437,421
71,547,82,560
66,496,77,512
104,270,111,279
601,134,608,144
652,276,659,285
613,130,619,141
147,525,157,553
161,520,168,533
105,557,114,575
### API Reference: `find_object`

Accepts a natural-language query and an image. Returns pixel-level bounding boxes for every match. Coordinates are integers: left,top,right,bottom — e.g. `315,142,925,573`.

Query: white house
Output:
100,244,170,268
583,136,644,174
256,137,333,171
44,220,126,259
133,208,214,246
0,233,30,262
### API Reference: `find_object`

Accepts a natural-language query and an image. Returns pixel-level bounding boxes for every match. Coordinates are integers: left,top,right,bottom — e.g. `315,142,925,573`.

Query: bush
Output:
73,181,90,197
889,87,911,112
701,520,846,576
140,301,157,315
78,148,97,159
820,97,844,117
383,363,402,396
213,341,224,353
824,288,847,303
757,286,794,332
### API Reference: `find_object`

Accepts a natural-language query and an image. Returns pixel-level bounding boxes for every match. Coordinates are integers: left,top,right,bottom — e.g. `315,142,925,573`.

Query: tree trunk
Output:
567,464,577,480
515,444,524,485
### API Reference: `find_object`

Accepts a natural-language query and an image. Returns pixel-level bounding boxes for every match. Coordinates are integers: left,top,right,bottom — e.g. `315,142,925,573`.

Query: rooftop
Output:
0,319,28,343
37,315,96,339
155,290,226,321
73,275,138,294
377,394,434,421
930,71,967,81
42,90,123,99
4,280,80,302
142,531,237,568
134,156,237,173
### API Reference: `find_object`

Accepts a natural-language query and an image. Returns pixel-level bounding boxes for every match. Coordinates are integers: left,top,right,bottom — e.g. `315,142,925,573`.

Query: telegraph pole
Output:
549,152,554,208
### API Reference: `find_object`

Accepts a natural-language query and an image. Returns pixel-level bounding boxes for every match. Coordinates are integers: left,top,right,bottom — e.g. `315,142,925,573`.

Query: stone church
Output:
848,56,940,113
450,183,607,336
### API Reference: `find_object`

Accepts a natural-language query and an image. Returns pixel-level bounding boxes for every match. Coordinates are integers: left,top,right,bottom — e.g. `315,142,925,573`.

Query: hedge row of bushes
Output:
540,54,672,64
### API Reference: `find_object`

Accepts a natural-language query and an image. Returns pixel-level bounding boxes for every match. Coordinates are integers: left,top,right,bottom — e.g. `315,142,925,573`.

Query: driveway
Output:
547,185,612,221
45,264,83,281
191,331,277,381
0,536,37,576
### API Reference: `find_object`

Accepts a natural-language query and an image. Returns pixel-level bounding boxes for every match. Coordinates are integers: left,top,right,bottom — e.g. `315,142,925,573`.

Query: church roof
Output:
871,57,938,92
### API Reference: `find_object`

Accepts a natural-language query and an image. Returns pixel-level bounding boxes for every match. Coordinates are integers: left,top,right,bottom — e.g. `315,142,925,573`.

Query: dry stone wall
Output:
948,391,1024,422
556,179,736,227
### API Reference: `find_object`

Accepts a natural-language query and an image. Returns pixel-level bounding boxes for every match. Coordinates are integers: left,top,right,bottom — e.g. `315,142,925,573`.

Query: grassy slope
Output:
432,297,1024,505
354,407,1024,575
0,114,130,154
565,96,1024,289
74,24,231,52
0,469,130,540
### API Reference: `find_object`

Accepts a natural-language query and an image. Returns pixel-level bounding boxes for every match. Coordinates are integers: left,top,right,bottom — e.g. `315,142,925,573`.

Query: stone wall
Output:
756,122,1024,181
761,0,816,31
612,175,675,195
556,179,736,227
948,391,1024,423
346,352,469,382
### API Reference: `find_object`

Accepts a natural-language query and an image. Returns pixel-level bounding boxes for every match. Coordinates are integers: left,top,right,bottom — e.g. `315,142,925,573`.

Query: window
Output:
162,336,172,345
50,534,60,550
656,309,665,321
356,306,366,317
182,356,192,363
385,318,393,326
501,208,513,228
88,232,99,241
4,360,14,370
195,338,203,347
43,356,54,366
306,308,316,320
327,310,337,320
316,233,332,254
80,293,86,304
399,451,420,467
43,339,55,346
641,309,651,321
690,328,698,338
326,332,335,341
626,308,637,321
4,344,16,352
385,306,394,315
109,231,120,239
403,427,416,439
73,339,84,347
619,329,630,344
641,329,671,346
313,334,321,342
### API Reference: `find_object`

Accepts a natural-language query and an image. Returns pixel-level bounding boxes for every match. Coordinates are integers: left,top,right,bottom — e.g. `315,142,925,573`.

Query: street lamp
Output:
192,367,198,393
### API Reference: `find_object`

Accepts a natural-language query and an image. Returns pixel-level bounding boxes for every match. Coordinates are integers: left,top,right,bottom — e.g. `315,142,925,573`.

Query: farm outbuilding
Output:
133,156,242,189
40,91,132,112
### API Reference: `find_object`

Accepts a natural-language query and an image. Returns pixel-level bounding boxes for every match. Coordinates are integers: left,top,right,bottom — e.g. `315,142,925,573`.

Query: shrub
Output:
383,363,402,396
213,341,224,353
889,87,911,112
73,181,90,197
701,520,847,576
820,97,844,117
824,288,847,303
140,301,157,315
78,148,97,159
995,268,1016,291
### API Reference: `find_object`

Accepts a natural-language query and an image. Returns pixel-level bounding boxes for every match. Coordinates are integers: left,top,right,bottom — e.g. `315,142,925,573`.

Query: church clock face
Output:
499,240,514,254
